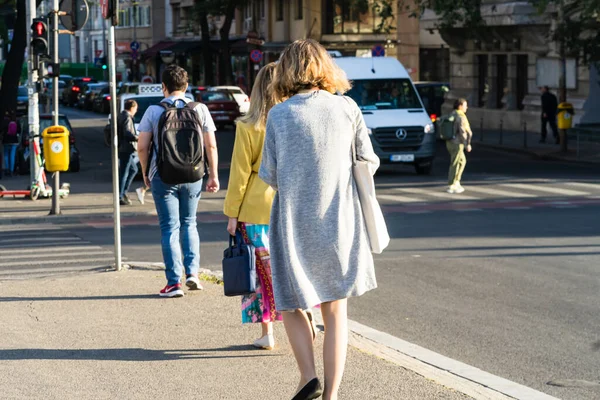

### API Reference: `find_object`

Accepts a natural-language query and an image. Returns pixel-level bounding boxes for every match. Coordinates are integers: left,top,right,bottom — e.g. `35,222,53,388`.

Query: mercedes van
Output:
333,57,436,174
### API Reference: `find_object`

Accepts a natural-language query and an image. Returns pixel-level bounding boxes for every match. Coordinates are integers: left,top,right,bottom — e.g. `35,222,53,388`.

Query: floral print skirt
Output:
239,223,282,324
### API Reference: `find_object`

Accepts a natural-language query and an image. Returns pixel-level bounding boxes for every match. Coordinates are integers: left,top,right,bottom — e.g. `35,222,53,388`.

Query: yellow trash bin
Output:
42,125,70,172
557,102,574,130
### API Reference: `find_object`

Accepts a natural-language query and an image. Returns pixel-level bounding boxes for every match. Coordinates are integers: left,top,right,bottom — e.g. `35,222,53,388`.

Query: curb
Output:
128,262,558,400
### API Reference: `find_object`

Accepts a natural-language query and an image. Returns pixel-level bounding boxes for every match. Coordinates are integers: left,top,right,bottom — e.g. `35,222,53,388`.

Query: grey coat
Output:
259,91,379,311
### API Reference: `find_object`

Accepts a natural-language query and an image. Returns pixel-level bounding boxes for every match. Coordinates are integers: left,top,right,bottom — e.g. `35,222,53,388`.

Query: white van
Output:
333,57,436,174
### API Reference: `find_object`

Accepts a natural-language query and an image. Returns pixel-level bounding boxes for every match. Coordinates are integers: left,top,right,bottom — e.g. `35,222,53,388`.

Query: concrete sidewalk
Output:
0,268,472,400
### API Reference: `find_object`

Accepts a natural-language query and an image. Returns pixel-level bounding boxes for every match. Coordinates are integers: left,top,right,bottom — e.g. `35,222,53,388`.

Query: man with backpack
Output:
137,65,219,298
439,98,472,194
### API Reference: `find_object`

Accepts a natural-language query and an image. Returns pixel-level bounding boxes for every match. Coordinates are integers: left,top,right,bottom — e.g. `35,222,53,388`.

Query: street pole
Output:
558,0,568,153
133,1,138,81
26,0,40,189
102,18,107,80
108,23,122,271
49,0,61,215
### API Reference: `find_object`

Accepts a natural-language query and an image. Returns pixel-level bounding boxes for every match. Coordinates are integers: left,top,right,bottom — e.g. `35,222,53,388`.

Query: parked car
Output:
79,83,109,111
198,90,241,128
414,82,450,123
93,86,111,114
16,114,81,174
62,77,98,107
16,86,28,116
210,86,250,114
41,80,66,107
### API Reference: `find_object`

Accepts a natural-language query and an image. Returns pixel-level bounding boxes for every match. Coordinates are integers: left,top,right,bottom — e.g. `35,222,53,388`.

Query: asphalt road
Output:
8,108,600,399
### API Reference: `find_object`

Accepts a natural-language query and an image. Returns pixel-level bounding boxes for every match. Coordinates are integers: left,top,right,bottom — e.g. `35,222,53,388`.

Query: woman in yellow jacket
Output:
223,63,282,349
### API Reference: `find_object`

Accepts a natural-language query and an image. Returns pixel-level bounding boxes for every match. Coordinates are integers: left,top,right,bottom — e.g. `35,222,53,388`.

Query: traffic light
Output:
100,57,107,70
30,18,49,56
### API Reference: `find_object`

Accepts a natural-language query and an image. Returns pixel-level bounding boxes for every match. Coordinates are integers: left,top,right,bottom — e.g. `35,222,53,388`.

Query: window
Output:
296,0,303,20
276,0,284,21
325,0,381,34
346,79,423,110
260,0,265,18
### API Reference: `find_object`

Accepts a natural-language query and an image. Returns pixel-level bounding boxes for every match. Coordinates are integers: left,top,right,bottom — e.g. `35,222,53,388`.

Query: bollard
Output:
480,118,484,142
523,122,527,149
499,120,504,145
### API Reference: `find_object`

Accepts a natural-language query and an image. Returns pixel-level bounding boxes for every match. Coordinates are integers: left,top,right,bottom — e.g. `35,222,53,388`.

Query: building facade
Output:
421,0,592,132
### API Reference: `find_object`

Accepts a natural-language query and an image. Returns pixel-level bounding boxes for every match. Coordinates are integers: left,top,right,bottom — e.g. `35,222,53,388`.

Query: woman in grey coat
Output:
259,39,379,400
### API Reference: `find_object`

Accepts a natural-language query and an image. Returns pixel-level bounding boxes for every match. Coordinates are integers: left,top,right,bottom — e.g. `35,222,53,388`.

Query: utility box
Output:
557,103,574,130
42,125,70,172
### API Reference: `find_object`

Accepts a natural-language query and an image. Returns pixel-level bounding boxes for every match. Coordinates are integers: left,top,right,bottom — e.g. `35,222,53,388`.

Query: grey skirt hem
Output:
274,283,378,312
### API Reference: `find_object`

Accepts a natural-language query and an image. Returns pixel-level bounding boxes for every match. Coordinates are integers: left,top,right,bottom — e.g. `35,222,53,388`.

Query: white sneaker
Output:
135,187,145,205
185,275,203,290
446,185,457,194
253,334,275,350
454,185,465,194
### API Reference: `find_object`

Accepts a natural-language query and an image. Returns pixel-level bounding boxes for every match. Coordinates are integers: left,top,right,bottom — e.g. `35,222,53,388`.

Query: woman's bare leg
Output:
283,309,317,393
321,299,348,400
261,321,273,337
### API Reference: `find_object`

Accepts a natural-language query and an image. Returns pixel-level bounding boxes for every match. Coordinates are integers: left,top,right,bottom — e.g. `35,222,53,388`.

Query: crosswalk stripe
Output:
464,186,536,198
395,187,479,201
0,236,82,244
501,183,589,197
0,241,86,250
0,257,116,268
377,194,422,203
4,251,112,260
565,182,600,190
0,230,67,238
0,245,102,255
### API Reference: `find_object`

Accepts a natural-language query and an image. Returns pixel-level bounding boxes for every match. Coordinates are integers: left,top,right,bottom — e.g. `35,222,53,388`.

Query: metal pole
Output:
480,117,484,142
49,0,60,215
499,120,503,145
133,2,138,81
523,122,528,149
108,24,122,271
102,18,107,80
27,0,40,188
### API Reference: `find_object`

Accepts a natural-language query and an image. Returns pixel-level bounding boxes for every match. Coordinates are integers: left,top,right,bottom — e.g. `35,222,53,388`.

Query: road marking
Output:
552,205,579,209
0,245,102,255
565,181,600,190
347,319,560,400
502,183,589,197
465,186,536,198
0,230,68,239
377,194,422,203
3,251,112,260
504,207,532,210
0,257,116,268
0,236,82,244
0,241,85,249
395,187,479,201
455,208,482,212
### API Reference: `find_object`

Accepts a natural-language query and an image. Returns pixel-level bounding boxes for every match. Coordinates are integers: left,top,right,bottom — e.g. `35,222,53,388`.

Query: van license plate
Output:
390,154,414,162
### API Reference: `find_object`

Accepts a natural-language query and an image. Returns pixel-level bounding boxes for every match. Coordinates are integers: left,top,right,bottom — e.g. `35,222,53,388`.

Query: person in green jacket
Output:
446,98,472,194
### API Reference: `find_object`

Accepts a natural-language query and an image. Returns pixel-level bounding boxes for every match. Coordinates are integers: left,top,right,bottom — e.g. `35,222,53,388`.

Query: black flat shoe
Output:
292,378,323,400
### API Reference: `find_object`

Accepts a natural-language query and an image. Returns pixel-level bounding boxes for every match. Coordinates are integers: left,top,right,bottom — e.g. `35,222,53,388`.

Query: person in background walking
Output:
223,63,284,350
2,111,18,177
260,39,379,400
446,98,472,194
118,99,139,205
137,65,219,298
540,86,559,144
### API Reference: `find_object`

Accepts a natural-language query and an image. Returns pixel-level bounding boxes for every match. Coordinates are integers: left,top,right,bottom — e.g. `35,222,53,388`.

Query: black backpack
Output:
149,101,205,184
437,114,456,141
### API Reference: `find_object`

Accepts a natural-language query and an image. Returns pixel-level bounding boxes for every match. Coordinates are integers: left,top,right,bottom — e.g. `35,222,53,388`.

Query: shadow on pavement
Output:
0,294,161,302
0,347,280,361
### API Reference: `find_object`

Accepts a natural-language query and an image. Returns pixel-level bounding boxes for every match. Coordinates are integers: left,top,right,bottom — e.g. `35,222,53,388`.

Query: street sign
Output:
372,45,385,57
250,49,263,64
94,57,101,67
130,41,140,51
95,49,102,57
60,0,90,32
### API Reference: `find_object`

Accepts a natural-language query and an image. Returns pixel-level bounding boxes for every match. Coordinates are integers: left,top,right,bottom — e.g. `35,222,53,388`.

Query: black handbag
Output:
222,232,257,297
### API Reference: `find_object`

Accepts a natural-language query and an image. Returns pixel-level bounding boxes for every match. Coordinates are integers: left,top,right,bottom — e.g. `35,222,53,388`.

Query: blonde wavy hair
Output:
271,39,351,102
238,63,277,131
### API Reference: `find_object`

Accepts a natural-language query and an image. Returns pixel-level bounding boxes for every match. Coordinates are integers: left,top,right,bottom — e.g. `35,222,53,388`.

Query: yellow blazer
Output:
223,121,275,225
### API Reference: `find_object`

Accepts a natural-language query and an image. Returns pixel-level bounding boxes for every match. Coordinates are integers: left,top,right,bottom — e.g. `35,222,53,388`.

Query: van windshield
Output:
346,79,423,110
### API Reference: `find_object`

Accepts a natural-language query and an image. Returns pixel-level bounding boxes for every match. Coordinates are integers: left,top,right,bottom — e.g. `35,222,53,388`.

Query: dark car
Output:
93,86,111,114
16,114,81,174
16,86,28,116
62,77,98,107
79,83,108,110
414,82,450,123
198,90,240,128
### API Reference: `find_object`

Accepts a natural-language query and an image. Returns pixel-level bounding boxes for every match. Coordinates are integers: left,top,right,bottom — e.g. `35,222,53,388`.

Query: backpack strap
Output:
146,102,173,178
184,102,200,110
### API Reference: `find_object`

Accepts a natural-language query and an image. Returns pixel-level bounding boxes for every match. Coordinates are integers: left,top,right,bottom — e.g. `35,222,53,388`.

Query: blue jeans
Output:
151,175,203,286
3,144,17,173
119,152,139,198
